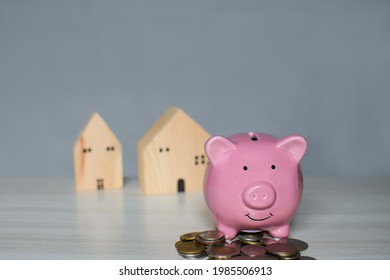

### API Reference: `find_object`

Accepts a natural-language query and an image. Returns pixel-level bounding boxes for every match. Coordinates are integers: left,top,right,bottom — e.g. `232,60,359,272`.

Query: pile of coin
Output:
175,230,316,260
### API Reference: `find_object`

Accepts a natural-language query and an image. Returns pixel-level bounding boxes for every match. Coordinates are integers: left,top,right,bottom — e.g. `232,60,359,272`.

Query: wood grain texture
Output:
138,106,210,195
0,177,389,259
74,113,123,191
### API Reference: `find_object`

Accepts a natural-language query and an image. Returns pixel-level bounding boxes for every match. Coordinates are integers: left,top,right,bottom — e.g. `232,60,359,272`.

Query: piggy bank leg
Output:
217,223,238,240
268,224,290,239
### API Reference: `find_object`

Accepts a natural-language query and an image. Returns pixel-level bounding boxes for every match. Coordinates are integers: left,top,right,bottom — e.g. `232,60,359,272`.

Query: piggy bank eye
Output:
271,165,276,170
243,166,248,171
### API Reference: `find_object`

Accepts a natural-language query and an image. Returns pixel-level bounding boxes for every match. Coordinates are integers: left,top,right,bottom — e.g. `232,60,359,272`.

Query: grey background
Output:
0,0,389,177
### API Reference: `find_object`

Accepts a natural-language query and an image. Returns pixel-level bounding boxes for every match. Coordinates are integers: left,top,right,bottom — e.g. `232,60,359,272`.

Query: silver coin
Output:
240,240,262,245
176,230,315,260
196,237,225,246
237,231,263,242
179,252,207,259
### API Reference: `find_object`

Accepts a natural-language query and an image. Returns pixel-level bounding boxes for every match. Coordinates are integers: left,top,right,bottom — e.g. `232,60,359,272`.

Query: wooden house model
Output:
74,112,123,191
138,106,210,195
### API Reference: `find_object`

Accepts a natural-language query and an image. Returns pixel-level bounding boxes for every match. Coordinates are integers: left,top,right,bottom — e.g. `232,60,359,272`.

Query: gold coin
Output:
240,240,262,245
197,238,225,246
175,240,183,248
180,232,200,242
265,243,299,258
177,242,205,255
195,230,225,245
197,230,225,241
278,251,301,260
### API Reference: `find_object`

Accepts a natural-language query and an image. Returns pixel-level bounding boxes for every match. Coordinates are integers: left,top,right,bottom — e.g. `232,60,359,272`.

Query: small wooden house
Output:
138,106,210,195
74,112,123,191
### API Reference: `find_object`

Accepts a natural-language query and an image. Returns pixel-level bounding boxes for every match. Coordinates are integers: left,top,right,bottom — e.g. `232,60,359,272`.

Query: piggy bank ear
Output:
205,136,237,166
276,134,307,162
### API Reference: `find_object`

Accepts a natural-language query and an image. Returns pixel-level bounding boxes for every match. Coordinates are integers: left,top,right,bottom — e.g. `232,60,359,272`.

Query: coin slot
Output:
249,132,258,141
178,179,185,192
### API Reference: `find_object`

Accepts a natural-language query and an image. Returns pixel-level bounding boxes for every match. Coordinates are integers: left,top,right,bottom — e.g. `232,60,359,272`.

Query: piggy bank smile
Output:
245,212,274,222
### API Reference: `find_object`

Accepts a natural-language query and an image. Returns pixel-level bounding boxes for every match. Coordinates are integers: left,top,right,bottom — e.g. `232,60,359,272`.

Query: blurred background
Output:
0,0,389,178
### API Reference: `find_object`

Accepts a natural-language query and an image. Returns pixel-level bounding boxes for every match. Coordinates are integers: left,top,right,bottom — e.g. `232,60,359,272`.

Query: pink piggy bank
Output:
204,132,307,240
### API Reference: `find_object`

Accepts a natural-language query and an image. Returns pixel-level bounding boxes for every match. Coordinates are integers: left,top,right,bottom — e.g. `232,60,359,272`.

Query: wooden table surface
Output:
0,177,389,259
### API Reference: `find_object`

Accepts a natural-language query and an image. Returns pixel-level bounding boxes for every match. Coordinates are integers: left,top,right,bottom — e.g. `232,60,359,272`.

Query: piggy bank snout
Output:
243,182,276,210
